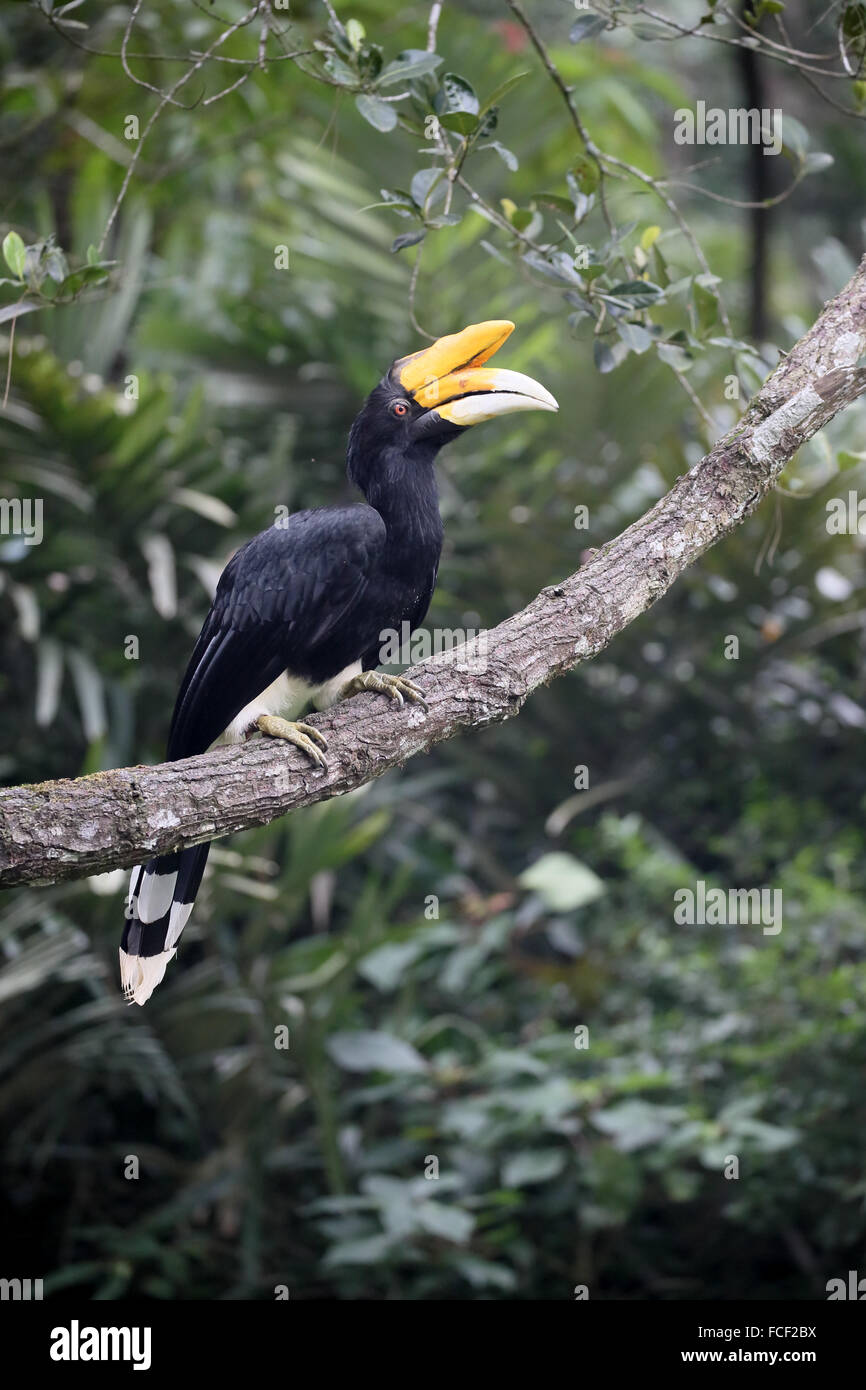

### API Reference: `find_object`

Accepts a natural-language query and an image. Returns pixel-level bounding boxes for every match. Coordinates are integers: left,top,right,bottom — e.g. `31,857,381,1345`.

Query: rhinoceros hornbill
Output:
120,320,557,1004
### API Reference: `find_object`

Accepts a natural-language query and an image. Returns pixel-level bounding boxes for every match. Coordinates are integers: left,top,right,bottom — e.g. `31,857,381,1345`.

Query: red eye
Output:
391,400,408,417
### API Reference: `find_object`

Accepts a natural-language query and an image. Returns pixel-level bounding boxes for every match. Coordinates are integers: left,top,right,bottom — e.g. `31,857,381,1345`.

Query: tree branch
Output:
2,258,866,889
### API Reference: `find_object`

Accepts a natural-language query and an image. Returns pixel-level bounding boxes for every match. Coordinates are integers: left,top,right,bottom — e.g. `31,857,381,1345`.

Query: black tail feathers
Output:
119,842,210,1005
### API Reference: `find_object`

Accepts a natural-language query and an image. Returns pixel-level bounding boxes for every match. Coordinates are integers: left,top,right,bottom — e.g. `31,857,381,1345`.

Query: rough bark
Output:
2,257,866,889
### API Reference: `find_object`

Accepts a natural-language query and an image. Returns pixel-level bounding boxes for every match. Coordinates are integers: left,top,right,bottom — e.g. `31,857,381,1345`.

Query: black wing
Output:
167,505,386,759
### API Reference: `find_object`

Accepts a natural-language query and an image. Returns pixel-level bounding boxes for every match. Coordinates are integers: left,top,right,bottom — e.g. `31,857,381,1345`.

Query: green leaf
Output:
657,340,694,372
355,94,398,132
0,300,41,325
480,141,518,171
616,320,654,354
708,336,757,352
345,18,365,52
324,52,358,86
842,1,866,40
479,71,528,117
602,219,638,254
391,229,425,252
837,450,866,470
454,1256,518,1292
534,193,575,216
436,73,479,116
426,212,462,229
57,264,111,297
777,113,810,161
608,280,664,300
693,279,719,334
44,248,68,284
171,487,236,527
564,289,592,317
843,4,866,79
803,151,834,174
372,187,416,214
641,225,661,251
2,231,26,279
327,1030,429,1074
509,208,534,232
593,338,629,373
476,108,498,140
652,243,670,288
35,638,63,728
323,1234,397,1267
734,1117,799,1153
479,238,511,265
377,49,443,88
519,851,605,910
569,12,606,42
410,166,445,210
503,1149,567,1187
358,941,427,991
23,244,44,285
416,1201,475,1243
594,1100,683,1152
570,156,600,196
566,178,595,224
439,110,478,135
359,46,382,84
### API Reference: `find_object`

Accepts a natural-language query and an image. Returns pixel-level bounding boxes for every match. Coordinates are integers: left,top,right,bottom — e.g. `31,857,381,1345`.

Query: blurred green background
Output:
1,0,865,1300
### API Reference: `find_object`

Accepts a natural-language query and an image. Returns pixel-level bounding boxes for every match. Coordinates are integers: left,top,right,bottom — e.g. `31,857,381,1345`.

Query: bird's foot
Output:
253,716,328,769
339,670,427,711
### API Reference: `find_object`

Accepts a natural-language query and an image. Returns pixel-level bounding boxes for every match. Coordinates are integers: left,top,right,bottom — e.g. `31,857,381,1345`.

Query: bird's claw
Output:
254,716,328,769
339,671,428,712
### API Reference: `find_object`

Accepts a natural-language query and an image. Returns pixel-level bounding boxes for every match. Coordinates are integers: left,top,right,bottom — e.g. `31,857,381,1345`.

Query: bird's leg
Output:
339,670,427,711
253,716,328,769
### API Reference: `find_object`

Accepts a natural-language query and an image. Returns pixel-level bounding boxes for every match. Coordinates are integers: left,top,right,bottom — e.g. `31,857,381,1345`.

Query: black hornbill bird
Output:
120,320,557,1004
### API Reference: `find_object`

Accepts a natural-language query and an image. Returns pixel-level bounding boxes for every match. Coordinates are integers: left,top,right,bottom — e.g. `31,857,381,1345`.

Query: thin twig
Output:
320,0,343,31
673,365,716,435
634,3,855,81
427,1,443,53
504,3,627,243
258,9,270,70
407,242,435,340
660,172,807,210
120,0,188,108
97,6,267,253
2,316,16,411
202,68,257,106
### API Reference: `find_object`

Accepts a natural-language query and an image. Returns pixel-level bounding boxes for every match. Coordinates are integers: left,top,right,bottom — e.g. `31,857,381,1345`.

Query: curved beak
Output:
395,319,558,427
